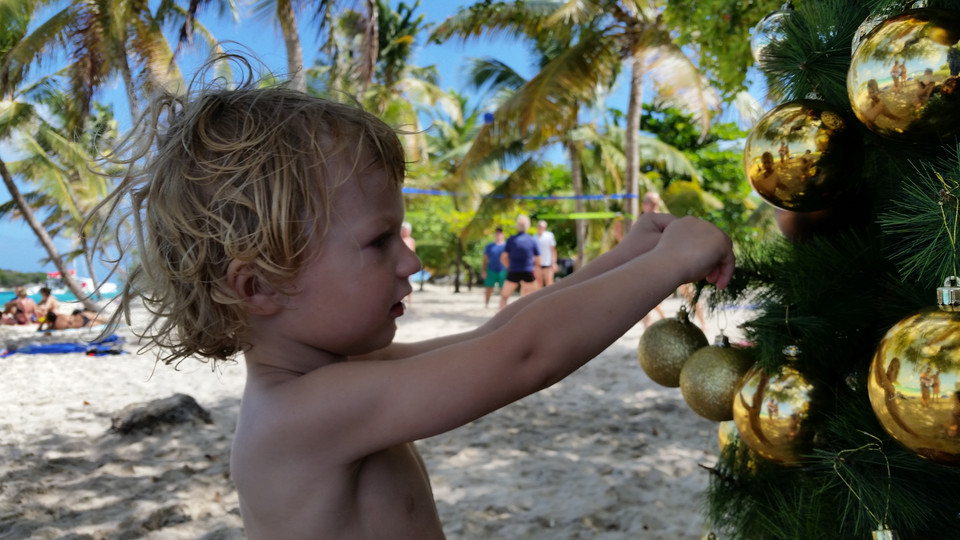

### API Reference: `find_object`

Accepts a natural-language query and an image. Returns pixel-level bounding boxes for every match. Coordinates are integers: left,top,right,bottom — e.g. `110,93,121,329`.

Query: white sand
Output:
0,286,751,539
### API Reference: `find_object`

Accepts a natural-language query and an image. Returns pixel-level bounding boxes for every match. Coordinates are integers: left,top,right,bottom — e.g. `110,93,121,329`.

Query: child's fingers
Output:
704,253,735,290
645,212,676,232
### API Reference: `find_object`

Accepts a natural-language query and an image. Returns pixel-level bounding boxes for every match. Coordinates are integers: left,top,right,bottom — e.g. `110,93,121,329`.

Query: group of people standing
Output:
478,192,705,326
481,215,557,309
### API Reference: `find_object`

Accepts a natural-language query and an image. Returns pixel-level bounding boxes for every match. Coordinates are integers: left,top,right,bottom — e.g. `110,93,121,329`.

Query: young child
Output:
98,55,734,538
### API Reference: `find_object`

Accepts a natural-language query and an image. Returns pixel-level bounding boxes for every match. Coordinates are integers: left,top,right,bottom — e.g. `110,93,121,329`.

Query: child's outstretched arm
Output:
365,212,683,360
313,216,733,455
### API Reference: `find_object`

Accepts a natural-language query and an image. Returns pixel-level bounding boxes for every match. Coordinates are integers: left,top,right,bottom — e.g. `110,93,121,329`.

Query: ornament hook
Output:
938,275,960,311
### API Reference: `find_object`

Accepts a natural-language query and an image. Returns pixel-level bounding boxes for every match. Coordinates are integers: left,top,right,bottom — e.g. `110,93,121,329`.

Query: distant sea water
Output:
0,289,119,306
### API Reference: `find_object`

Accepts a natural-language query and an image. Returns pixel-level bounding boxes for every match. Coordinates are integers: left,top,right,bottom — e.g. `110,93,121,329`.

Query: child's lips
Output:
391,301,405,317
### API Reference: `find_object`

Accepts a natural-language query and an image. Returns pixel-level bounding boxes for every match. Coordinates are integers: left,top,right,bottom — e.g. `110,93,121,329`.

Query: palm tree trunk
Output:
80,235,102,299
453,238,463,293
360,0,380,94
0,159,99,311
567,141,586,268
116,37,140,120
451,192,463,293
625,49,645,230
277,0,305,92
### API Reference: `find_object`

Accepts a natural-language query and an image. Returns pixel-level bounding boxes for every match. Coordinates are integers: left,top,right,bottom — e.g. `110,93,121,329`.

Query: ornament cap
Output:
713,334,731,347
782,344,801,359
872,528,899,540
937,276,960,311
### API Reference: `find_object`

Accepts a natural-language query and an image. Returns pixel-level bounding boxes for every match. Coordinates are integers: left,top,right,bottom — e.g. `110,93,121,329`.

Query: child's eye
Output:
370,233,391,248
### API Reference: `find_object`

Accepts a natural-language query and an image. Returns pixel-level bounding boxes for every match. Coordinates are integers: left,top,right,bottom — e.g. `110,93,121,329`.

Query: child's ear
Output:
226,259,282,315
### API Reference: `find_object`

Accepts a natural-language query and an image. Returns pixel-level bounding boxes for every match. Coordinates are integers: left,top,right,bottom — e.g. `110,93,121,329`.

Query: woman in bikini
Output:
37,309,107,331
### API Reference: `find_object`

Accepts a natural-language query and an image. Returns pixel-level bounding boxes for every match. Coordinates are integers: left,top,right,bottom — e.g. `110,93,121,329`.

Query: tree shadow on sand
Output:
0,394,244,540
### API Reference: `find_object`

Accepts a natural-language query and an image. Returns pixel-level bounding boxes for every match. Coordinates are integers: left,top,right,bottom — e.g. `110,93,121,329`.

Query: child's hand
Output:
654,217,735,289
619,212,678,256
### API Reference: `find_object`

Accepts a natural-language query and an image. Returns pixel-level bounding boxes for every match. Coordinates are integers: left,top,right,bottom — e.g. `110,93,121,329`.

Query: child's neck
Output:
243,334,346,378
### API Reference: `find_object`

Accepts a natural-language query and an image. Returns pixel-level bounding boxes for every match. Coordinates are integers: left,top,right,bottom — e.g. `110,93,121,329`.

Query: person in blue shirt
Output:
499,215,540,309
481,227,507,308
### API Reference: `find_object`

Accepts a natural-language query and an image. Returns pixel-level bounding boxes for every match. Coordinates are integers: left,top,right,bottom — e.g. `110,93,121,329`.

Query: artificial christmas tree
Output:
703,0,960,537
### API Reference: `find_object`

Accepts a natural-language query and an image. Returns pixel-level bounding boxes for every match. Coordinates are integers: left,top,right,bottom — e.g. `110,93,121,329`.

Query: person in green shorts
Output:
482,227,507,308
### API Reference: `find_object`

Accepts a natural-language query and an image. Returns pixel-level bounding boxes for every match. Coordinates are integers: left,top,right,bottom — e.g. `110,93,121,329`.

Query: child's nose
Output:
400,247,422,278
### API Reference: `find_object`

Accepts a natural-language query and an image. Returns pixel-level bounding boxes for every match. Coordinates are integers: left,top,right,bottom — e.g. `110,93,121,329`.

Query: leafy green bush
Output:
0,269,46,288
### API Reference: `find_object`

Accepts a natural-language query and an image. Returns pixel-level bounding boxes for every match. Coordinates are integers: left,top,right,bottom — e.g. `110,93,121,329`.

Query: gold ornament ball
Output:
732,365,815,465
867,308,960,466
851,2,930,54
638,309,708,388
750,9,791,66
848,8,960,141
743,100,859,212
680,340,754,422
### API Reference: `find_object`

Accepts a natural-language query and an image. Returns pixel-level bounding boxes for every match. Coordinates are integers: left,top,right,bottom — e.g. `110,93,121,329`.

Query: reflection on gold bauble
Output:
851,2,929,54
743,100,859,212
867,305,960,465
732,365,815,465
680,336,753,421
638,308,708,388
848,8,960,140
751,8,792,66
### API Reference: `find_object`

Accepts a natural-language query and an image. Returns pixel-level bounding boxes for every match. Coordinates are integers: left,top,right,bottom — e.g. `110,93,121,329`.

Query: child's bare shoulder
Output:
232,362,446,538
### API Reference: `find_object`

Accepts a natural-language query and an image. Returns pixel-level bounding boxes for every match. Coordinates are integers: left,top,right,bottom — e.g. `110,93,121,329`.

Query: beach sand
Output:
0,285,751,539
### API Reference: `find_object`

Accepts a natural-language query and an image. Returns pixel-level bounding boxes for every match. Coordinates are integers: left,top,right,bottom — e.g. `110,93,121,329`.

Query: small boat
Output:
25,270,118,297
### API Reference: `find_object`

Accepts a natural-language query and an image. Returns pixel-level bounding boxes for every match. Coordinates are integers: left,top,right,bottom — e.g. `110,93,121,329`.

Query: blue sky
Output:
0,0,561,275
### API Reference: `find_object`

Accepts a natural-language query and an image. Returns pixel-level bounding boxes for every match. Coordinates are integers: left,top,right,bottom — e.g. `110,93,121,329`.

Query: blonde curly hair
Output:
97,55,406,367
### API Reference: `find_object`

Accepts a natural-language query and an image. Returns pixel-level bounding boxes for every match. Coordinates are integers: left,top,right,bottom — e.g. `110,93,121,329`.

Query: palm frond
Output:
731,89,766,129
635,136,702,181
2,5,74,87
645,43,721,135
0,188,46,219
578,124,627,194
8,139,82,222
398,76,462,124
459,157,544,242
130,16,186,95
544,0,605,26
467,57,527,93
0,99,34,138
489,29,620,147
429,0,559,43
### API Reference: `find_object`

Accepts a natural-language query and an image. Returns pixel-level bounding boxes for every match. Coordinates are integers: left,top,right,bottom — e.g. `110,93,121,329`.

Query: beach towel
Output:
1,334,124,357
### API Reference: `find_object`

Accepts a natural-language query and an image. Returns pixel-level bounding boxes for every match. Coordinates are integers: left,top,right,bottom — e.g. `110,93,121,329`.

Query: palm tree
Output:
0,6,101,308
251,0,305,90
432,0,722,229
308,0,459,169
3,0,195,125
6,91,120,297
0,0,216,306
453,34,617,265
260,0,385,93
417,90,535,291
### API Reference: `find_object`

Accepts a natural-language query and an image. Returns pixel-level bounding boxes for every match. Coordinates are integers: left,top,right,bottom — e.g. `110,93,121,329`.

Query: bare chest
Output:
235,441,445,539
352,443,445,537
